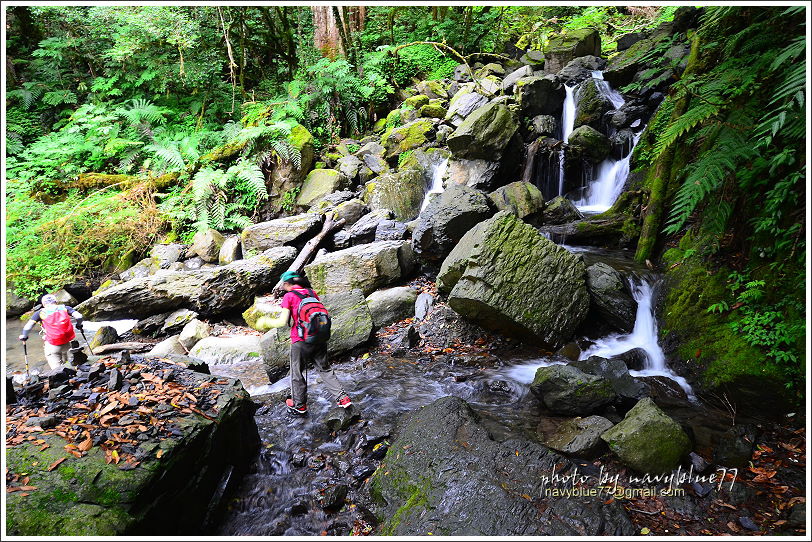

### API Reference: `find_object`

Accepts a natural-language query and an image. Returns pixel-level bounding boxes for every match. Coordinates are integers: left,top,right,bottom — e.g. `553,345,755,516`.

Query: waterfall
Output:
419,157,449,213
574,133,641,213
558,84,577,197
591,70,625,109
578,276,694,397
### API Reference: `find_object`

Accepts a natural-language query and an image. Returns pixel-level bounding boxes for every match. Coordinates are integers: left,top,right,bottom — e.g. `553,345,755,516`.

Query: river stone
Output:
150,243,186,269
447,102,518,161
130,312,172,338
445,158,501,191
488,181,545,224
333,208,393,249
89,326,119,350
585,263,637,333
514,75,565,117
304,241,415,296
76,246,296,320
361,153,388,175
567,125,611,163
557,55,607,84
336,155,365,185
416,303,489,349
365,287,419,329
541,415,615,458
437,212,589,347
363,168,426,221
374,220,408,241
324,406,361,433
601,397,691,474
147,335,187,355
414,292,434,320
713,424,759,469
189,335,262,365
178,319,211,351
445,84,488,127
241,214,322,254
161,308,199,335
543,28,601,73
542,195,584,225
218,236,241,265
5,367,259,536
573,78,615,131
610,348,648,371
501,65,533,91
412,184,494,263
530,364,616,415
570,356,647,403
6,287,34,317
381,119,435,161
260,289,373,382
242,296,287,332
369,396,635,536
637,376,691,409
332,199,367,227
119,258,154,281
476,62,505,78
189,229,224,263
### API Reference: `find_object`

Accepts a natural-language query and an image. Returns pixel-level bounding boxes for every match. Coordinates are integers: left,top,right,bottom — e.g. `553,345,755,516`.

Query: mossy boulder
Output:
487,181,545,224
297,169,350,208
403,94,429,109
600,397,691,474
240,213,322,254
416,79,449,99
242,295,287,332
304,240,415,296
530,364,616,415
419,102,447,118
188,336,262,365
542,196,584,225
5,368,259,536
573,79,614,131
89,326,119,350
444,84,489,126
437,212,590,348
543,28,601,73
382,118,434,160
363,169,426,221
268,123,316,209
446,102,518,161
567,125,611,163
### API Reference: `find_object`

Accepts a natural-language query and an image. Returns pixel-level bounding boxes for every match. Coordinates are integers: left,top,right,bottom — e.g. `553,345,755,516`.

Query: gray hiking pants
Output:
44,342,70,370
289,341,345,408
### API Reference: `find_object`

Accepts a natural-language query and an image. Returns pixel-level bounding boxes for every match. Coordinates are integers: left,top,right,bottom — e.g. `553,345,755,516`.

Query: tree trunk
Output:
313,6,342,58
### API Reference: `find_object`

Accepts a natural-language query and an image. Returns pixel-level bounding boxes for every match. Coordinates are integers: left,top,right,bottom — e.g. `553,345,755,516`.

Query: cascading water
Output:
419,157,449,213
574,133,641,213
558,84,577,196
591,70,625,109
578,275,695,397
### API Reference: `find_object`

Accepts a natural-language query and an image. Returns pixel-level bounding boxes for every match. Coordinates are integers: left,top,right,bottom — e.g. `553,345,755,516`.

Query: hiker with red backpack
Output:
262,271,352,416
18,294,84,370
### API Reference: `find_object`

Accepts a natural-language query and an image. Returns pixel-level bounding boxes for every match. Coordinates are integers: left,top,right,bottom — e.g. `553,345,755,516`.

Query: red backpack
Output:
290,289,332,345
41,305,76,346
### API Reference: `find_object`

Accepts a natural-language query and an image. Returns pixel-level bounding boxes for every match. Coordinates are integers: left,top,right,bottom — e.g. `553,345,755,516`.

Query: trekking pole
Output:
79,328,95,356
22,340,30,380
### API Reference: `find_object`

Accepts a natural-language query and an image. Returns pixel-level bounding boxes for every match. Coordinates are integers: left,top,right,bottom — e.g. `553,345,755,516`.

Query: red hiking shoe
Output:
337,395,352,409
285,398,308,415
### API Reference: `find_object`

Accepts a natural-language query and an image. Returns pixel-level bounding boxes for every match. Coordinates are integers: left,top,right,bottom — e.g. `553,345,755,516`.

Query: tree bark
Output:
313,6,342,58
271,214,346,295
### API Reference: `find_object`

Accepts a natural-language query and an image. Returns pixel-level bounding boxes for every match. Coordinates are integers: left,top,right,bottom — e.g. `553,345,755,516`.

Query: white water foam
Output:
419,157,449,213
575,133,641,213
558,84,577,196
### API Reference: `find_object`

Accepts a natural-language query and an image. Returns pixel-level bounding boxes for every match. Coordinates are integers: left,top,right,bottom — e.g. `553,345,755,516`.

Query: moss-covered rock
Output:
541,415,615,458
363,168,426,221
487,181,545,224
600,397,691,474
296,169,350,208
530,364,617,415
514,75,565,117
543,28,601,72
419,102,447,118
437,212,590,348
267,123,316,210
446,102,518,161
242,295,287,332
381,118,435,161
573,79,614,131
189,229,224,263
403,94,429,109
567,125,611,163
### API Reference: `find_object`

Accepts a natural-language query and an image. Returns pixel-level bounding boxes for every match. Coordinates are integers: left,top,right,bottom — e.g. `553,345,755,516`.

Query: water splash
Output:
419,157,449,213
591,70,625,109
574,133,641,213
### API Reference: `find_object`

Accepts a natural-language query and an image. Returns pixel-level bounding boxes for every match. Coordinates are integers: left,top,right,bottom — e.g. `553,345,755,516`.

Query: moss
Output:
369,460,432,536
403,94,429,109
288,123,313,151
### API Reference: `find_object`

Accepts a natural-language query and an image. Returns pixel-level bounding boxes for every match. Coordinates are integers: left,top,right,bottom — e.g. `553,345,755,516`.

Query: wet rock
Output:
541,195,584,225
514,75,565,117
89,326,119,350
241,213,322,253
571,356,647,403
692,482,712,498
304,240,415,296
412,184,494,263
307,455,326,470
447,102,518,161
414,292,434,320
189,229,224,263
527,114,558,139
147,335,186,356
637,376,691,409
350,462,377,483
541,415,614,458
324,405,361,432
369,396,634,535
438,212,589,348
688,451,711,473
445,85,488,126
178,319,212,351
601,397,691,474
609,348,648,371
189,336,262,365
488,181,545,224
585,263,637,333
573,78,615,131
557,55,607,84
381,118,436,160
374,220,408,241
556,342,581,361
161,309,199,335
217,236,241,265
6,286,35,317
530,364,616,415
364,168,427,222
47,384,71,400
567,125,611,163
617,31,647,51
53,288,79,306
365,287,419,329
713,424,759,469
416,304,486,349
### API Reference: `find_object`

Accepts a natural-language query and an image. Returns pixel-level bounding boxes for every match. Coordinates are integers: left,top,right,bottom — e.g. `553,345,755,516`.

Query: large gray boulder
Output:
412,184,494,263
369,396,635,536
601,397,692,474
297,169,350,208
542,195,584,225
381,118,436,160
571,356,647,403
541,415,615,458
6,287,34,317
530,364,616,415
501,65,533,91
437,212,589,347
488,181,545,224
447,102,518,161
543,28,601,73
445,85,489,126
363,168,426,221
365,287,419,329
240,213,322,254
445,158,501,191
514,75,565,117
189,335,263,365
261,289,373,382
332,208,393,249
304,241,415,296
76,246,296,320
585,263,637,332
189,229,224,263
557,55,607,84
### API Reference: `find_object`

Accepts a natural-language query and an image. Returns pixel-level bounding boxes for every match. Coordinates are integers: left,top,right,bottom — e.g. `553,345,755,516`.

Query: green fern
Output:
653,101,721,159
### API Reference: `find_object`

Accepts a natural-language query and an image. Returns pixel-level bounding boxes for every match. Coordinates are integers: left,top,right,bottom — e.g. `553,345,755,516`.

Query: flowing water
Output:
574,133,641,213
419,157,449,213
558,84,577,197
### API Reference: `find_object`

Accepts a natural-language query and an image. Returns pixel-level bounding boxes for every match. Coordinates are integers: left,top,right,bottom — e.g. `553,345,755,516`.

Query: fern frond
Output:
653,101,721,158
146,143,185,171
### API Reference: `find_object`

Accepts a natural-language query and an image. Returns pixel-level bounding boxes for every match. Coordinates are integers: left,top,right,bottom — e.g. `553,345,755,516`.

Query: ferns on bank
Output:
186,160,268,232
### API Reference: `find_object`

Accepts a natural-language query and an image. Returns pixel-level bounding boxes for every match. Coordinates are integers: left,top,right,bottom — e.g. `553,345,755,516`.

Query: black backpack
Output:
290,289,332,345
